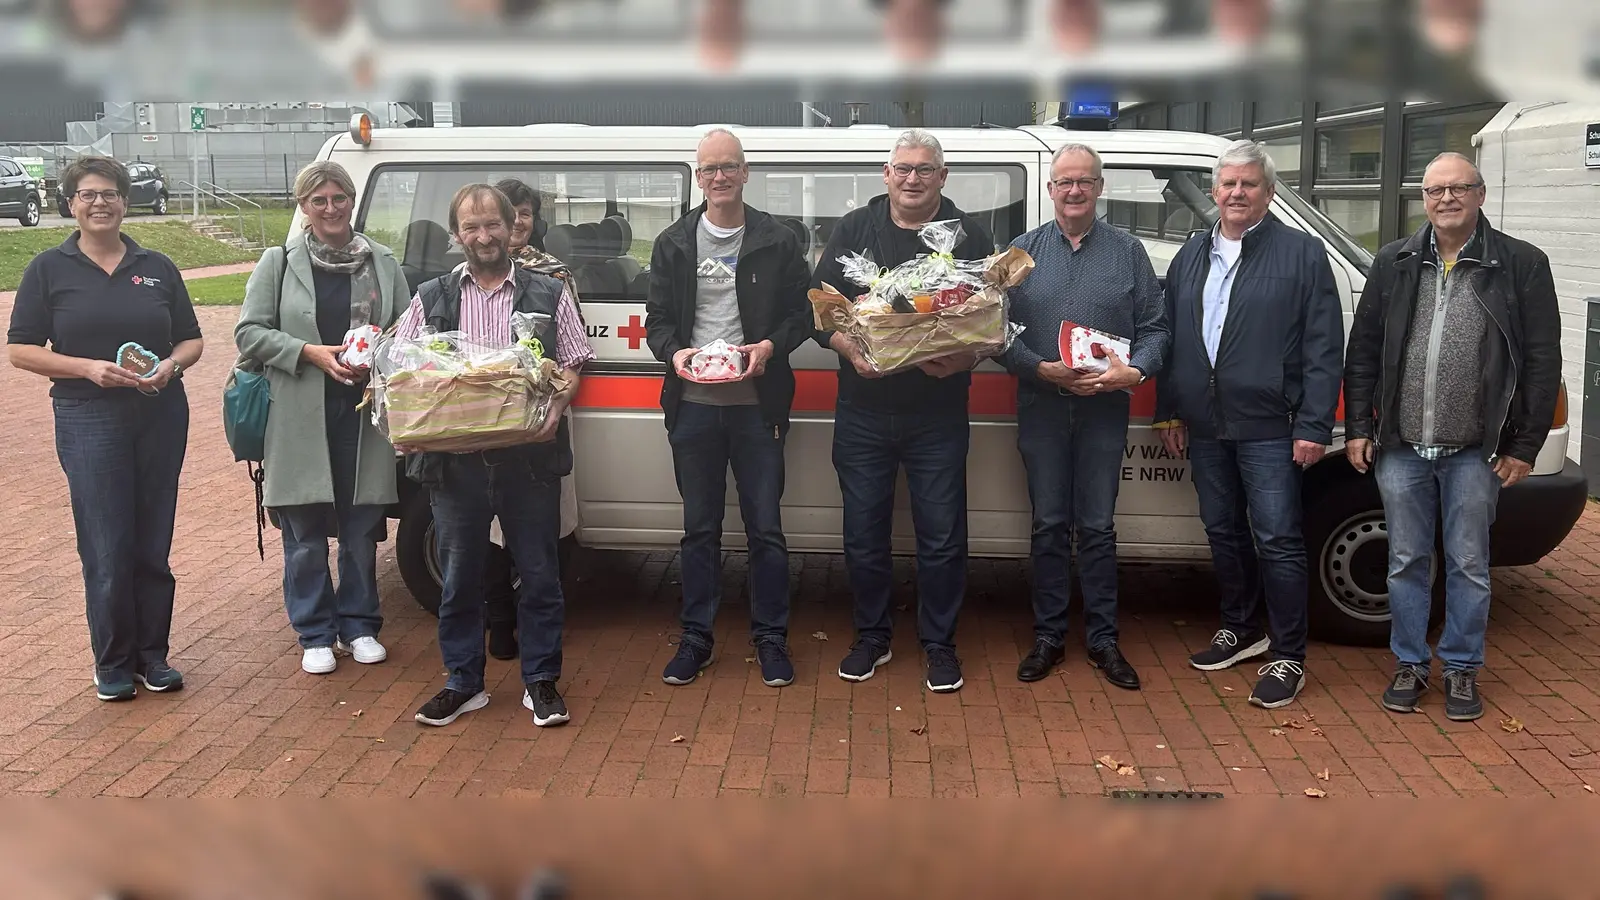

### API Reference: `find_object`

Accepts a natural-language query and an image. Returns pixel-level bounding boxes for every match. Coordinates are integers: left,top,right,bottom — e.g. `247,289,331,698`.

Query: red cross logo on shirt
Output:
617,315,648,350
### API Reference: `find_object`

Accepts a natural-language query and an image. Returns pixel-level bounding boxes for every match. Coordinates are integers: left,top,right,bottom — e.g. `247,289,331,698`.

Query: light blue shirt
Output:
1201,219,1262,365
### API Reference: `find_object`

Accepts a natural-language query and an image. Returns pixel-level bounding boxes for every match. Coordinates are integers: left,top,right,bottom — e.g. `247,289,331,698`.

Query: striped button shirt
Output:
393,267,595,371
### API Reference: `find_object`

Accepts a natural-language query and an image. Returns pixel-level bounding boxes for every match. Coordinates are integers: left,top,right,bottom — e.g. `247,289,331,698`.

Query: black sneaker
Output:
1189,628,1271,671
1381,664,1430,714
134,662,184,693
925,646,964,693
662,639,713,685
488,621,518,661
94,672,136,702
414,688,490,727
1017,639,1065,682
1247,660,1305,709
1443,669,1484,721
755,637,794,688
837,639,892,682
522,680,570,727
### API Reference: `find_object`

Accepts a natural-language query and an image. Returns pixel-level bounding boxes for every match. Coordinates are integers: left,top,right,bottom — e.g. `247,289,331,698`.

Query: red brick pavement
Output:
4,298,1600,799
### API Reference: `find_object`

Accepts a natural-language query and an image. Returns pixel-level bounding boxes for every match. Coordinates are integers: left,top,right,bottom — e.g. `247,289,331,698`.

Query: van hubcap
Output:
1319,512,1394,622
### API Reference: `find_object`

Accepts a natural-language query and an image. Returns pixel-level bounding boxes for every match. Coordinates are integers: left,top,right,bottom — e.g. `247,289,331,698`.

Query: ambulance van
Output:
312,118,1588,647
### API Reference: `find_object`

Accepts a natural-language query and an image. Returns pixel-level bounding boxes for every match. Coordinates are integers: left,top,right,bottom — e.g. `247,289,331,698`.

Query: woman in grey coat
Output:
235,161,409,675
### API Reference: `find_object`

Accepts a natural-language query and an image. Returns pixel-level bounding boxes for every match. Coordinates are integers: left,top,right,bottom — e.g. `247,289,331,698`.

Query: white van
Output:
313,120,1588,647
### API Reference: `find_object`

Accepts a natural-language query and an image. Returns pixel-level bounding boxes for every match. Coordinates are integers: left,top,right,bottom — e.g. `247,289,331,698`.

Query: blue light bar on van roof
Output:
1067,101,1119,119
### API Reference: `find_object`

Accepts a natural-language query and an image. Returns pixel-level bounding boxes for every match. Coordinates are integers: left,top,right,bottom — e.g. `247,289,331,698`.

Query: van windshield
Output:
1272,181,1375,275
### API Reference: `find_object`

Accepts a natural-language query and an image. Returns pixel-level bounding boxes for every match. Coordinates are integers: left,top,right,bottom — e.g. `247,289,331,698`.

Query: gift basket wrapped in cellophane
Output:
808,219,1034,375
367,312,569,453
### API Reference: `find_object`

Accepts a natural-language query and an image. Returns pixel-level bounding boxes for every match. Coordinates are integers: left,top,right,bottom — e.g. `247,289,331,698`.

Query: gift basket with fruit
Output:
808,219,1033,375
368,312,569,453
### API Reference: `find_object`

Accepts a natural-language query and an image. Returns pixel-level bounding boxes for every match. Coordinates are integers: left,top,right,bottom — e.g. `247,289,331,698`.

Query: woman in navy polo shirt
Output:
6,155,204,702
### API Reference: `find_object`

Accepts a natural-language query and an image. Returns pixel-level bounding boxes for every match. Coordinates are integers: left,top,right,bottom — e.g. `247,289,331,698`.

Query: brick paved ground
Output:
3,296,1600,799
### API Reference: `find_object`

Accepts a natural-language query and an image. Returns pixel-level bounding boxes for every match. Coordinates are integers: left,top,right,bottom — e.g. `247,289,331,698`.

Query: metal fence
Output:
0,130,337,199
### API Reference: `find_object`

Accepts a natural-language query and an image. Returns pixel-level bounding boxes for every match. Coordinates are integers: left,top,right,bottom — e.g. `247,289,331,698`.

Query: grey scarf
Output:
303,228,379,329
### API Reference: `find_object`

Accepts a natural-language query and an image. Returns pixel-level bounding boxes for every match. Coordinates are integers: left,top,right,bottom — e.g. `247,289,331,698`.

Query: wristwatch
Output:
171,360,184,380
1132,365,1148,385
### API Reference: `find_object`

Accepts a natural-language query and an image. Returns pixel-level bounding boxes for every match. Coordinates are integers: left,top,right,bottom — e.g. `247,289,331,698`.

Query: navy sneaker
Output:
522,680,571,727
1381,664,1429,714
414,688,489,727
1248,660,1306,709
755,637,794,687
135,662,184,693
94,672,136,702
925,646,964,693
1443,669,1484,722
662,639,713,685
838,639,892,682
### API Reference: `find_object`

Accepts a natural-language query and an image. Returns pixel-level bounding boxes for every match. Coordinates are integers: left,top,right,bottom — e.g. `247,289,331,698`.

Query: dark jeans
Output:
667,402,790,650
832,399,969,651
53,384,189,683
276,400,385,650
1188,436,1308,663
1016,389,1129,650
430,449,565,694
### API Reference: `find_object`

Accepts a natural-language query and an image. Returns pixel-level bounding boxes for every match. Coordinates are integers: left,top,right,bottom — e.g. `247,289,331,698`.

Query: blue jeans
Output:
430,448,565,694
276,400,385,650
1375,444,1499,671
53,384,189,683
667,402,790,650
1189,436,1308,663
1016,389,1129,650
832,400,969,651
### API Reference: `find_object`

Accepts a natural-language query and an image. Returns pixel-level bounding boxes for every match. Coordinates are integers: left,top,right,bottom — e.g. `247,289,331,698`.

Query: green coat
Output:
234,232,410,510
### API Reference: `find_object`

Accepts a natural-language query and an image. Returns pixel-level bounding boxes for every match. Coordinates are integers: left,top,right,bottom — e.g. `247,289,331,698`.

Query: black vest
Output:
403,267,573,483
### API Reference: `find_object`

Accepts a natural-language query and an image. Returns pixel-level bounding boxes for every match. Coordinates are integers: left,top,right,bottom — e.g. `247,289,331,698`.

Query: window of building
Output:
1208,102,1244,135
1260,134,1303,186
1404,105,1498,177
1316,120,1384,180
358,163,690,300
1315,195,1383,252
1254,101,1303,127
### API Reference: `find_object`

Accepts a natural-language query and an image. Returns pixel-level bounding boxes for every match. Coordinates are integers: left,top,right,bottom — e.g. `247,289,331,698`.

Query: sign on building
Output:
1588,123,1600,168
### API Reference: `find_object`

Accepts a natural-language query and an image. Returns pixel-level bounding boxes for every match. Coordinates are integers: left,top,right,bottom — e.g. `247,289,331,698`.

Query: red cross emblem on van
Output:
617,315,647,350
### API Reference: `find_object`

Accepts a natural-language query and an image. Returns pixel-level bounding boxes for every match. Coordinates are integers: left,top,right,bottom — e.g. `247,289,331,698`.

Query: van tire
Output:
1304,469,1445,647
394,486,579,619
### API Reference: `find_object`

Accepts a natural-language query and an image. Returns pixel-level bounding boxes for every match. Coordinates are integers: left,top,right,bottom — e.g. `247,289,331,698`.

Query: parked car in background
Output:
0,157,42,226
56,162,170,217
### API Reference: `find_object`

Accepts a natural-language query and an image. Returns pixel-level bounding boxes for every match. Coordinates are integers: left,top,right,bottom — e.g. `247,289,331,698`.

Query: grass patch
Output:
0,221,255,292
185,272,252,306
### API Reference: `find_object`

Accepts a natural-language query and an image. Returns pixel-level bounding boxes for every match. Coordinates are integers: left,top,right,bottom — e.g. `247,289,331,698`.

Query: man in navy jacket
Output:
1153,139,1344,710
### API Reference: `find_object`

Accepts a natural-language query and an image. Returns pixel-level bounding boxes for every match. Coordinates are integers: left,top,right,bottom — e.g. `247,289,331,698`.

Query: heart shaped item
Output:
117,342,161,379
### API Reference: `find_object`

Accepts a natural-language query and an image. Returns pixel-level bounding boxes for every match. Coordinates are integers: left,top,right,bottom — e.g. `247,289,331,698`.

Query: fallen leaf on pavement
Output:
1223,687,1234,692
351,709,363,718
1585,784,1595,794
911,725,927,735
1212,740,1230,746
1311,727,1324,736
1280,719,1304,730
1304,787,1327,798
374,738,385,743
1569,749,1596,758
1501,717,1525,734
812,631,829,642
1097,755,1136,776
1155,777,1166,783
1317,769,1331,781
670,734,686,743
285,756,293,762
745,657,757,663
1269,728,1286,736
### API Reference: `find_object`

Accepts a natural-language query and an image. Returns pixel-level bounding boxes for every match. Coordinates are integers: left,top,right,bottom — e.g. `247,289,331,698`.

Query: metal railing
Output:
178,180,259,252
203,181,266,249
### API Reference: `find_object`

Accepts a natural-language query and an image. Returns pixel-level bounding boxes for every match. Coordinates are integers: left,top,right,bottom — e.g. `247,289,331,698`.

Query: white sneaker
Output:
302,646,337,674
337,636,387,665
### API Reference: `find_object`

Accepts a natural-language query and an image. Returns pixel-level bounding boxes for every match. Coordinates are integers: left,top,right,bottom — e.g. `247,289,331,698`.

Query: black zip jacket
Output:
644,203,813,432
1344,216,1561,465
1154,212,1345,444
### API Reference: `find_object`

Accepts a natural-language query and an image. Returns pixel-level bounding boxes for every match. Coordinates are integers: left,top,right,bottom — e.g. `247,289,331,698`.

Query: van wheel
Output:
1304,471,1444,647
396,488,442,615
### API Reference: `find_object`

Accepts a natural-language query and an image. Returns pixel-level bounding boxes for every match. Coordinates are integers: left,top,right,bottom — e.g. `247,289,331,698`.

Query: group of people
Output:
5,127,1559,732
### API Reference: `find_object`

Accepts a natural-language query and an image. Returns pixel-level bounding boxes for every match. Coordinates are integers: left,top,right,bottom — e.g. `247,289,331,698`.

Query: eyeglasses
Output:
1050,177,1102,192
890,164,941,179
307,193,352,210
1421,182,1483,200
696,163,744,178
73,189,123,204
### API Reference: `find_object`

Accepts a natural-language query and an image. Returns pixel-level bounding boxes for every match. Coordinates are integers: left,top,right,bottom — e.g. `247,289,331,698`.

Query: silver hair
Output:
888,128,945,168
698,126,745,163
1423,151,1484,184
1051,142,1103,177
1212,139,1278,183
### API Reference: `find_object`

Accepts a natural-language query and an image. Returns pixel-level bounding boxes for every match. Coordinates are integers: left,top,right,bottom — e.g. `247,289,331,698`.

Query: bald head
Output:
1423,151,1483,185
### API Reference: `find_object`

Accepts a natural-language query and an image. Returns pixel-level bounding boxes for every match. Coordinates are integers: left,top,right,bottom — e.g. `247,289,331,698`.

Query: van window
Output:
743,164,1026,267
357,163,691,299
1098,166,1217,278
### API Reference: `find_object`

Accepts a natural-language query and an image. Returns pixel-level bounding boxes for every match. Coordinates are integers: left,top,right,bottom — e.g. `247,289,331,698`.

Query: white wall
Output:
1477,102,1600,460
